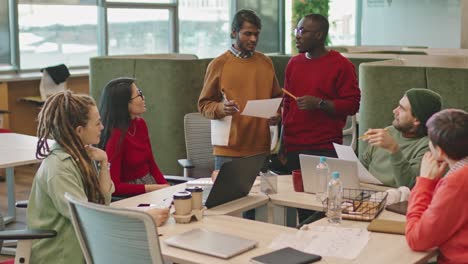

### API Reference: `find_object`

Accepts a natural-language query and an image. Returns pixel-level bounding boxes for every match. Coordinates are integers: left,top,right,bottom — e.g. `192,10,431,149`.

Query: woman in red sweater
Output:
99,77,169,196
406,109,468,263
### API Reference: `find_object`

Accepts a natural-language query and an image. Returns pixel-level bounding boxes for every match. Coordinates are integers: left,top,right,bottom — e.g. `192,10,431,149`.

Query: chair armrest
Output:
15,200,28,208
164,175,195,185
177,159,194,169
0,229,57,240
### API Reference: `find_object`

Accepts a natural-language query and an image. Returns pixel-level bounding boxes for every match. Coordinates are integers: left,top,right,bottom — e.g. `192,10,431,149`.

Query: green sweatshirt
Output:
360,126,429,188
27,144,113,264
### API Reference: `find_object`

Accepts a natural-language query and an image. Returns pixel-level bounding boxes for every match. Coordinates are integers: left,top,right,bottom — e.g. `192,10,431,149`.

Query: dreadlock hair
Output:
36,91,105,204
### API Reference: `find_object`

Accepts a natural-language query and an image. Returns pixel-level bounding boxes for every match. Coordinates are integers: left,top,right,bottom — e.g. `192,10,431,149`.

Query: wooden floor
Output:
0,164,38,261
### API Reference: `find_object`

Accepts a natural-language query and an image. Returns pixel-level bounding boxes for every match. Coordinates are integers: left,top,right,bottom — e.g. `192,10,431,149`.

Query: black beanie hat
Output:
405,88,442,132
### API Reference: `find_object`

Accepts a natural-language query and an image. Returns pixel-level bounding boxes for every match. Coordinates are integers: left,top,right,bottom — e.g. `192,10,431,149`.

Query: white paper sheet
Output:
269,226,370,260
241,98,282,119
211,116,232,146
333,143,383,185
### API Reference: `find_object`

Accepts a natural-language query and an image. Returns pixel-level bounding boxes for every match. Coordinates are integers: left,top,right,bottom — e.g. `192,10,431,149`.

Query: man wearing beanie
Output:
360,88,442,188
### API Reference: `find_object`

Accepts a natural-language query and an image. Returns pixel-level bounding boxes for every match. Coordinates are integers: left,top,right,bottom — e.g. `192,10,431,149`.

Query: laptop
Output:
201,153,267,208
299,154,360,193
165,228,258,259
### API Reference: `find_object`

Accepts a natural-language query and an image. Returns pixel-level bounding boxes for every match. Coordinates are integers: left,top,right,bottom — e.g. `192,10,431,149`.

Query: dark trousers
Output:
285,149,338,226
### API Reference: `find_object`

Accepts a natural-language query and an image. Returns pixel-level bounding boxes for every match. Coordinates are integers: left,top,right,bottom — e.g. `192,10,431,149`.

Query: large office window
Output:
18,1,98,69
107,8,170,55
178,0,230,58
0,0,11,68
237,0,280,54
329,0,356,46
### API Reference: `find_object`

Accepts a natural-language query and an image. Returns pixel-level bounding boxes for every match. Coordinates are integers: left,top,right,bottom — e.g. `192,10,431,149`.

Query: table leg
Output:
5,167,15,224
271,205,297,227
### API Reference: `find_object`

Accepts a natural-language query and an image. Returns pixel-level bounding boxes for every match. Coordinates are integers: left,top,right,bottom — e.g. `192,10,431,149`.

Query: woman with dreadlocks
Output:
27,91,169,263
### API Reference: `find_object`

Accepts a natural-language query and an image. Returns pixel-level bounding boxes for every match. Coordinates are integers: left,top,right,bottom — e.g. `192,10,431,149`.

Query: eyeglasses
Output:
294,27,314,37
130,89,144,101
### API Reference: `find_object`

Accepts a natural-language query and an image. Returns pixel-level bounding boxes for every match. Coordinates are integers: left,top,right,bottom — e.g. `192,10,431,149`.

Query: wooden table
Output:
111,182,270,220
269,175,437,263
0,133,45,223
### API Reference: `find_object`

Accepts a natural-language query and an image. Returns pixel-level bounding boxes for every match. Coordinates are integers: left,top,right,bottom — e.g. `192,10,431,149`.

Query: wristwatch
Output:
318,99,326,109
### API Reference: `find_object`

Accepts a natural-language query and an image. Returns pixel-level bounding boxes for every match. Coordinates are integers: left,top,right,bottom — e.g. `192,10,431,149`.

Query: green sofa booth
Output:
89,52,397,175
358,55,468,156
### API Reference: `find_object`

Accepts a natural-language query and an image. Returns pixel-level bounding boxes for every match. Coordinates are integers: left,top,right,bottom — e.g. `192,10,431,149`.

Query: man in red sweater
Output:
282,14,360,223
406,109,468,263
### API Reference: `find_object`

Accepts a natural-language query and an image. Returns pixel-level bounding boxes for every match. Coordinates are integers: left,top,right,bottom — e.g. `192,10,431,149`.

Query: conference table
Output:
113,176,437,264
0,133,46,224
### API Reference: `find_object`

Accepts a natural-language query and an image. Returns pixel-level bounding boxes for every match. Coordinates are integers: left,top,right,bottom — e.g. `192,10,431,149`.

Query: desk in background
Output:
0,133,48,224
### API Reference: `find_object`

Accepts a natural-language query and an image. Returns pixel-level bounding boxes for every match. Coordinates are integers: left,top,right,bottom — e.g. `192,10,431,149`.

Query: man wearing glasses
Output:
282,14,361,224
198,9,282,172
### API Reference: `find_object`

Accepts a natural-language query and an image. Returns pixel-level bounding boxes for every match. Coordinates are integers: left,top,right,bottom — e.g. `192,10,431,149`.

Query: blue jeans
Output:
214,155,255,220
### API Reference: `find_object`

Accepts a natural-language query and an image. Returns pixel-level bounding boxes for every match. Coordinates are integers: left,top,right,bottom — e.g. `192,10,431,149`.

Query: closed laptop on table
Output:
165,228,258,259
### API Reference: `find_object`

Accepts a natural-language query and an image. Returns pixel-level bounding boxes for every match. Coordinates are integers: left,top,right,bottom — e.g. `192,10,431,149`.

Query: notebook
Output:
299,154,360,194
367,219,406,235
250,247,322,264
385,201,408,215
165,228,258,259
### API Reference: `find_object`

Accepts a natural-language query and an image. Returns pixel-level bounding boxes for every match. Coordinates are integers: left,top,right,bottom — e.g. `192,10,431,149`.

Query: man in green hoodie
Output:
360,88,442,188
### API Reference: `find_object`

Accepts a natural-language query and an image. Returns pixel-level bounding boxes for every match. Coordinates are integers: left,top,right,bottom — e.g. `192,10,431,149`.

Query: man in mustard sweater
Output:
198,9,283,170
360,88,442,188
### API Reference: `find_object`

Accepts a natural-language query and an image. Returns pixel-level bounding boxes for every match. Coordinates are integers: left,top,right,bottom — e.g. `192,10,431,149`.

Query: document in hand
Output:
241,98,282,119
211,116,232,146
333,143,383,185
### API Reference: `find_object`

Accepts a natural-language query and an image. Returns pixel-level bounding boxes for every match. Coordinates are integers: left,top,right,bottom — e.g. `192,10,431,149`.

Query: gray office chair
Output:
343,115,357,152
0,209,57,264
178,112,214,178
65,193,164,264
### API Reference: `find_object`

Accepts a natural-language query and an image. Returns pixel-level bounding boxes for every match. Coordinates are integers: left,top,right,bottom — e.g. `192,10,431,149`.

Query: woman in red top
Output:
99,77,169,196
406,109,468,263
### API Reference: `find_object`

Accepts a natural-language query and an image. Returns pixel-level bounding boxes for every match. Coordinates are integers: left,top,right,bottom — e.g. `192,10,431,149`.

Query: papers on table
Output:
241,98,282,119
269,226,370,260
333,143,383,185
211,116,232,146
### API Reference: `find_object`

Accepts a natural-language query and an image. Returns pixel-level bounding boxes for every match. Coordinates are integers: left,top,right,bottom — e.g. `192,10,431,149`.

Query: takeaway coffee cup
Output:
173,191,192,215
186,186,204,210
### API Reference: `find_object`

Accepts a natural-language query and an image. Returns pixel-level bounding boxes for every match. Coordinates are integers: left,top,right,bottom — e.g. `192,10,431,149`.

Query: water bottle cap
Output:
319,156,327,163
331,171,340,179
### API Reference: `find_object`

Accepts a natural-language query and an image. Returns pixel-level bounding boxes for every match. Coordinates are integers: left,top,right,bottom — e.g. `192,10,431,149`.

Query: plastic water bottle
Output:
316,156,330,194
327,171,343,224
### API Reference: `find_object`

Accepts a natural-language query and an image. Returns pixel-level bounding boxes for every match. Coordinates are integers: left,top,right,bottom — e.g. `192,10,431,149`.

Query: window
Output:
178,0,230,58
329,0,356,46
237,0,280,54
0,0,11,67
107,8,171,55
18,2,98,69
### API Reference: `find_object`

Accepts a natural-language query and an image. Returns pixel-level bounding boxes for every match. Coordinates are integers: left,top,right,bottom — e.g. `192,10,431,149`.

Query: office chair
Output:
178,112,214,178
65,193,164,264
342,115,358,152
0,209,57,264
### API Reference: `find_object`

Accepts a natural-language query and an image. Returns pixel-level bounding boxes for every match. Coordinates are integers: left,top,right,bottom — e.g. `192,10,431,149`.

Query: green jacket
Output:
360,126,429,188
27,144,113,264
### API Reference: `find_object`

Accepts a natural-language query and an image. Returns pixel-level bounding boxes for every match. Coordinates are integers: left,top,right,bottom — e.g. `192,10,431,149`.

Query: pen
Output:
358,127,389,140
222,92,240,112
282,88,297,100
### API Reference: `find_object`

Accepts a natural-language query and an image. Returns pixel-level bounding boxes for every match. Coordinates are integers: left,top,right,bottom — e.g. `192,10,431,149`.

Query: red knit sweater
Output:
406,159,468,263
105,118,167,196
283,50,360,152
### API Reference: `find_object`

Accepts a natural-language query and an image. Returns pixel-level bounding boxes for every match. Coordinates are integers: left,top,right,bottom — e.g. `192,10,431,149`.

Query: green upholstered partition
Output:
90,55,211,175
358,56,468,157
269,55,291,87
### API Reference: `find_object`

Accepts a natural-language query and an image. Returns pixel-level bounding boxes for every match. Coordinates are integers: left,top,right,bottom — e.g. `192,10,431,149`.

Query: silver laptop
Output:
299,154,360,193
164,228,258,259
